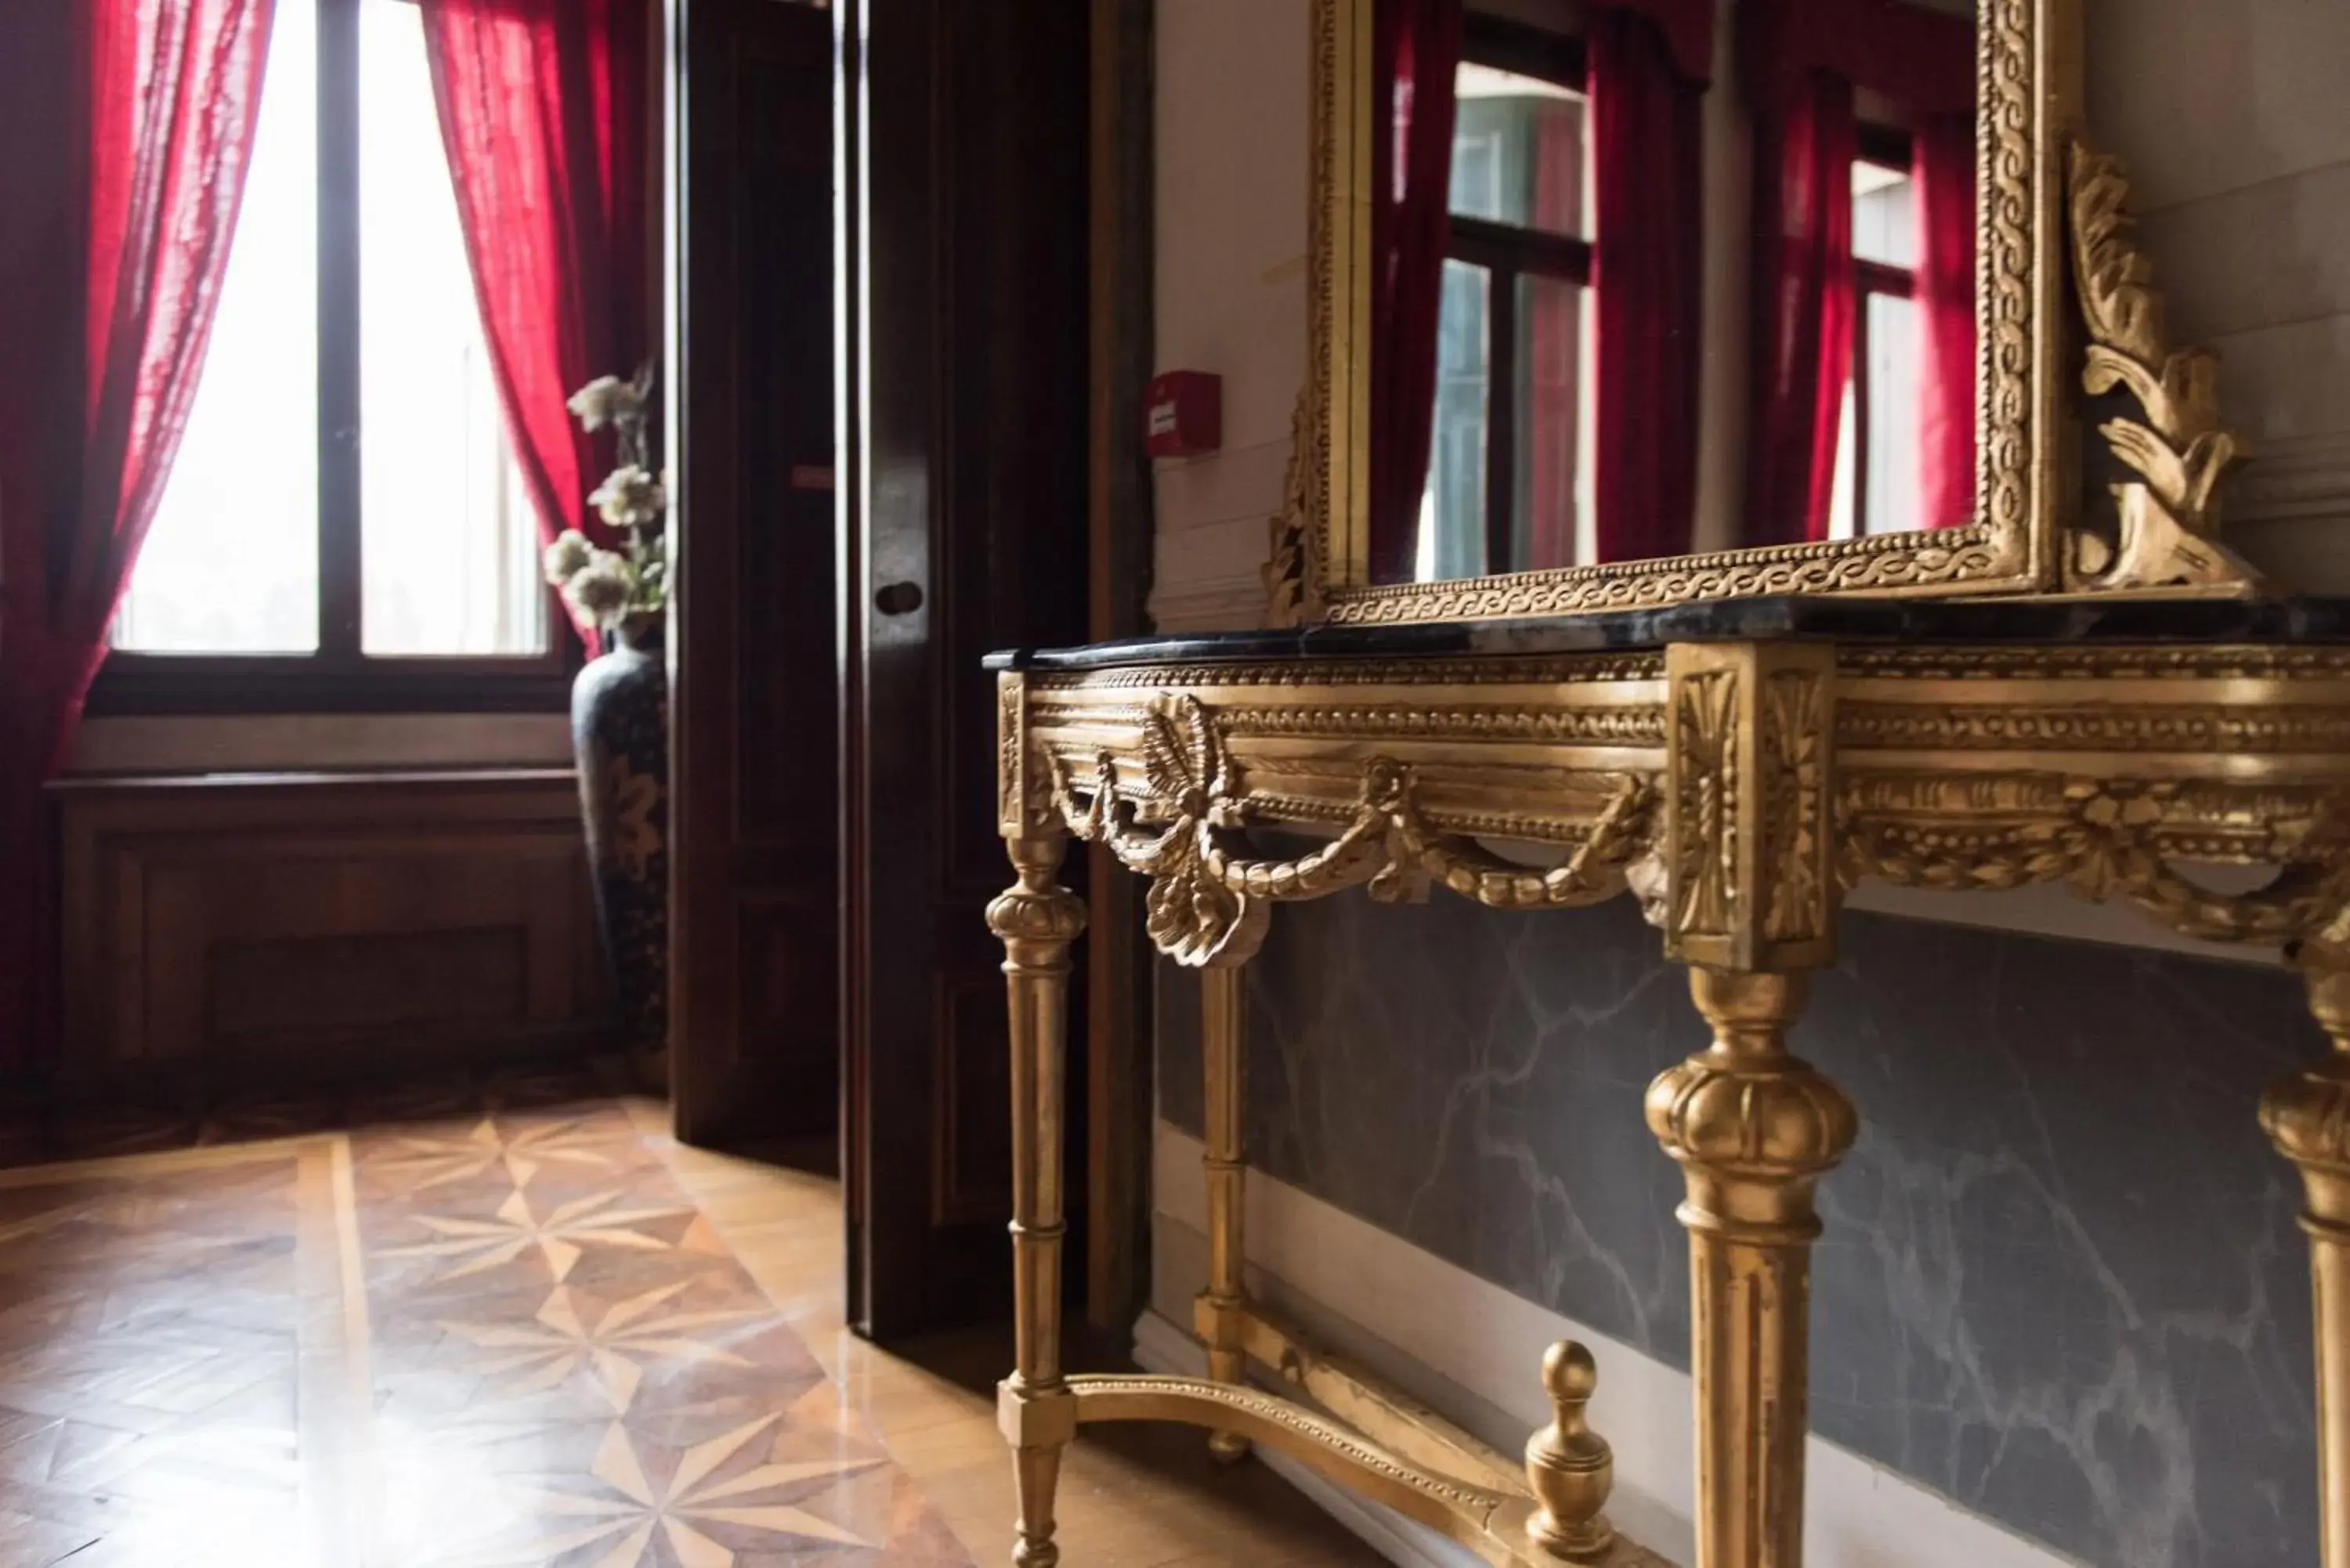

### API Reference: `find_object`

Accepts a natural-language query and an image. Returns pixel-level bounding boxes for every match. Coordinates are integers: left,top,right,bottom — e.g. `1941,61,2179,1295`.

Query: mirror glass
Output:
1368,0,1979,585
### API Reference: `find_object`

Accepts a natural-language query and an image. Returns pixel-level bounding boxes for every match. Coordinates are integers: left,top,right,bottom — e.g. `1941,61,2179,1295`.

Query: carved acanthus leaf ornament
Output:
2066,140,2260,594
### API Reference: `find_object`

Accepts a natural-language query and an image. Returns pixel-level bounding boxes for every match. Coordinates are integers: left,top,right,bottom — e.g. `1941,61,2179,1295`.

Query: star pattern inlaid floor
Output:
0,1077,968,1568
0,1067,1388,1568
436,1280,763,1415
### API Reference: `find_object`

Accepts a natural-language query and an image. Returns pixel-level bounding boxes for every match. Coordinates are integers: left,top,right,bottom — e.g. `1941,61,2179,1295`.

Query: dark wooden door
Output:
840,0,1094,1340
668,0,839,1151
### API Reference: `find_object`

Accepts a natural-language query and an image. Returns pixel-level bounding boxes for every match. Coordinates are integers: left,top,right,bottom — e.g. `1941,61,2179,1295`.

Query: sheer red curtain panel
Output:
1368,0,1465,583
418,0,653,641
0,0,277,1068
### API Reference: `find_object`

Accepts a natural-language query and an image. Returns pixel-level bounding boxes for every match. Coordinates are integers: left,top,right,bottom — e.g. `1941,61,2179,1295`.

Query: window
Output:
1418,16,1596,582
106,0,563,710
1828,125,1922,540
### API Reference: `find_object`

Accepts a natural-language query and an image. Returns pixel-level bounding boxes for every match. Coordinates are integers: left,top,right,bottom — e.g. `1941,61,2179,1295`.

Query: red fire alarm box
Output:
1144,370,1221,458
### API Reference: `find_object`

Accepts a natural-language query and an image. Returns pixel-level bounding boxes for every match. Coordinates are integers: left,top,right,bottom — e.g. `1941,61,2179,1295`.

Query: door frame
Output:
1081,0,1158,1344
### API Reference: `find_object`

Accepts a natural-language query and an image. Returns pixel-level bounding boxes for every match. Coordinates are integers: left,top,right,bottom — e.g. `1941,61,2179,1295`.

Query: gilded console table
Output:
984,597,2350,1568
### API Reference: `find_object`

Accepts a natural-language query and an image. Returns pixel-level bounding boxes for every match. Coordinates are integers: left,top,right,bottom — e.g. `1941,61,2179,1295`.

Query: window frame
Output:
1444,12,1593,577
1845,120,1919,540
93,0,577,717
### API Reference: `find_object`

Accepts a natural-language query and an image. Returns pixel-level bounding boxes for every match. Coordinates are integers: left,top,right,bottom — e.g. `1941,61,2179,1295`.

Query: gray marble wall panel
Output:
1155,896,2322,1568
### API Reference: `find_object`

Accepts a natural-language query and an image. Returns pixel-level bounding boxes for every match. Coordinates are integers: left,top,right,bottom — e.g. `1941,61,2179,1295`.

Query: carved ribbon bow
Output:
1050,697,1658,967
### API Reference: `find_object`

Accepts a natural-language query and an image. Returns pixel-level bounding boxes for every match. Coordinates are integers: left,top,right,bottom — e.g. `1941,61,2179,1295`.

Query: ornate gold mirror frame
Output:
1263,0,2263,627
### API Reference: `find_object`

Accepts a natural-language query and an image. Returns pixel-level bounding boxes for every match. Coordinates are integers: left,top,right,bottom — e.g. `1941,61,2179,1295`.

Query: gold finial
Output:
1524,1341,1615,1562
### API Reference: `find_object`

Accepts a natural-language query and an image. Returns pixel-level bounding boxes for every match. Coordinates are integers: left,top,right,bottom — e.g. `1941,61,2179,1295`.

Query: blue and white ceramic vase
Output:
571,612,668,1075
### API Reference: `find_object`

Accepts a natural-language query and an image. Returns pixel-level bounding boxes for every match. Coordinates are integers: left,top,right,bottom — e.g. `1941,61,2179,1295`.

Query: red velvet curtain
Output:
0,0,276,1068
1744,72,1856,547
1368,0,1464,583
1917,111,1976,528
1596,0,1715,82
1518,98,1585,572
419,0,651,635
1741,0,1972,118
1589,5,1705,563
1742,0,1971,545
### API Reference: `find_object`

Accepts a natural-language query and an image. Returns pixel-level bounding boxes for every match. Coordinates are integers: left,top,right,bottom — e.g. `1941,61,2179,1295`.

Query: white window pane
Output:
357,0,546,657
1419,258,1490,581
1864,292,1923,536
1828,378,1858,541
1451,64,1589,240
1853,161,1918,269
1513,272,1586,570
115,0,320,655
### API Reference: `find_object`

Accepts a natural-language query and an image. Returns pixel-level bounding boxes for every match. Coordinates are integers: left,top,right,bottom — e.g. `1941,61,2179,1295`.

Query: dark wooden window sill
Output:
86,656,580,717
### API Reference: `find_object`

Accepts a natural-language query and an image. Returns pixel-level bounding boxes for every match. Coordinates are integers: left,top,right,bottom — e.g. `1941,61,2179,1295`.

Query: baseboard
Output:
1152,1122,2084,1568
1130,1310,1491,1568
49,1023,620,1104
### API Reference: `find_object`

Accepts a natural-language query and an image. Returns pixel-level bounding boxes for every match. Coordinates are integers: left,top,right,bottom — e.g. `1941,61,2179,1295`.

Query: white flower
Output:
542,529,595,586
589,464,666,531
563,555,638,623
567,375,642,433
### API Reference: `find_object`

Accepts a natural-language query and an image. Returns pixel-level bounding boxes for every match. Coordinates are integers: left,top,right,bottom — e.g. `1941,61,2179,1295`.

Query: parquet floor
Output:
0,1068,1381,1568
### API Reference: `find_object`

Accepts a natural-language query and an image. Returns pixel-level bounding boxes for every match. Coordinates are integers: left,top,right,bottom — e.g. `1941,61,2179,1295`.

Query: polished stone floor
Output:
0,1067,1379,1568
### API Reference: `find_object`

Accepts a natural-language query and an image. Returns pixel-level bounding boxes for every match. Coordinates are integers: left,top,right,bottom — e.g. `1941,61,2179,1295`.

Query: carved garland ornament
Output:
1023,674,2350,966
1047,695,1660,965
1843,779,2350,945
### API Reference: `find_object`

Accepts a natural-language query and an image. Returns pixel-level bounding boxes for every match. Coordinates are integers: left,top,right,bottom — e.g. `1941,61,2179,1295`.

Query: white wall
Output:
1150,0,1313,633
2087,0,2350,591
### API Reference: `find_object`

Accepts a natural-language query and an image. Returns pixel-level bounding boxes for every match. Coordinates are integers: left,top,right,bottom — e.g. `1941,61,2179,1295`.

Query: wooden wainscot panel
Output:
52,770,613,1093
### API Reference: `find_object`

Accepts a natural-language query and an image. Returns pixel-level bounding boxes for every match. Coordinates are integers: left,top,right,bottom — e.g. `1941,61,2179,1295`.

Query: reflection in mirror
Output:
1423,37,1594,581
1368,0,1977,587
1749,0,1977,549
1839,139,1925,538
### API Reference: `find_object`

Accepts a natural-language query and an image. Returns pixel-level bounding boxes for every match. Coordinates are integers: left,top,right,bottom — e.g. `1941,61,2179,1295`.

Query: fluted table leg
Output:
1197,963,1251,1461
990,833,1086,1568
2267,945,2350,1568
1649,968,1855,1568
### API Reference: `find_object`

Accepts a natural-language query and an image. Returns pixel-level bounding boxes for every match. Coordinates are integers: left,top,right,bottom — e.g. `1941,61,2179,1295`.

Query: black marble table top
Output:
983,594,2350,672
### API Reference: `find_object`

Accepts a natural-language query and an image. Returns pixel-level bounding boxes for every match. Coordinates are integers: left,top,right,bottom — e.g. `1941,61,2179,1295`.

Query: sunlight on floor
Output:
0,1075,1377,1568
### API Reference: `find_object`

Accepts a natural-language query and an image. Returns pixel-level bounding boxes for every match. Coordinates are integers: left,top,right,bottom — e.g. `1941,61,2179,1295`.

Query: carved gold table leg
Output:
1654,642,1844,1568
1648,969,1855,1568
989,833,1086,1568
2265,945,2350,1568
1197,963,1252,1462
